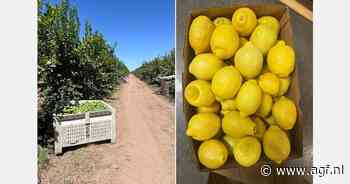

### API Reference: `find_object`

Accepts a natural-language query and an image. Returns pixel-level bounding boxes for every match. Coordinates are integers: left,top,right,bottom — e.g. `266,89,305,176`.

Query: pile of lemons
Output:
185,7,297,169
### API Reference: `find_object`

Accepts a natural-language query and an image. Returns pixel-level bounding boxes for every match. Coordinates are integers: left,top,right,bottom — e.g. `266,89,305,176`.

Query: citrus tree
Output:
38,0,129,145
133,49,175,97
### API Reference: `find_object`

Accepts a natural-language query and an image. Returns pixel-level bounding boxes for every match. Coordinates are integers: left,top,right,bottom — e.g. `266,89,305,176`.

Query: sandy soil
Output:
40,74,175,184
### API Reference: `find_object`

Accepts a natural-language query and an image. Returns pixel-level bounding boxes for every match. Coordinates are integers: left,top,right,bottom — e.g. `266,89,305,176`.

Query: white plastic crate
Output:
53,100,116,154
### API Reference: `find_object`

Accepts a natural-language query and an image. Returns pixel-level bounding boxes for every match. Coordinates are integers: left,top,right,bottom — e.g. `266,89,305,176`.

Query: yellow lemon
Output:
253,117,267,139
221,99,236,111
277,77,291,96
185,80,215,107
223,135,240,154
258,72,280,96
197,101,220,113
189,15,215,55
263,125,291,164
236,80,262,116
211,66,242,100
210,24,240,60
264,115,276,125
198,139,228,169
250,24,277,55
258,16,280,34
234,136,261,167
213,17,231,26
272,96,297,130
267,40,295,77
220,99,236,115
189,53,224,80
234,42,263,79
186,113,221,141
215,96,225,102
256,93,273,118
232,7,257,36
222,111,256,138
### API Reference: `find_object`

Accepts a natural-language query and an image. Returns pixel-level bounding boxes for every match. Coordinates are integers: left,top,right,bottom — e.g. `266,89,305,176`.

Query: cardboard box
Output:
182,4,303,171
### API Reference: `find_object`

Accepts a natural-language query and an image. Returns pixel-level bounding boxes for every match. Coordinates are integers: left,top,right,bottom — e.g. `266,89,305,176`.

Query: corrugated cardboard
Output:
182,4,303,171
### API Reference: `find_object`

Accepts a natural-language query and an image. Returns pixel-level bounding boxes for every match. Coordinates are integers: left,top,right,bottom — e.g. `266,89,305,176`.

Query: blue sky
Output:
50,0,175,71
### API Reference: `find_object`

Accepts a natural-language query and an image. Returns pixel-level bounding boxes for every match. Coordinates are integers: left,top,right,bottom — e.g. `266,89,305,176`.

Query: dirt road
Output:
40,74,174,184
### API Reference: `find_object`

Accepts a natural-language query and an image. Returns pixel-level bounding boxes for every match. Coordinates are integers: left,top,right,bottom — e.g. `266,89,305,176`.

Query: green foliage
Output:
133,49,174,84
38,145,49,169
38,0,129,145
133,49,175,97
63,101,107,114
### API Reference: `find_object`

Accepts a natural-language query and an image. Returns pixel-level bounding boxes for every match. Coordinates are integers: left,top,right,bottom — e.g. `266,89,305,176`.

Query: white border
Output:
0,0,37,183
314,0,350,183
174,0,177,184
